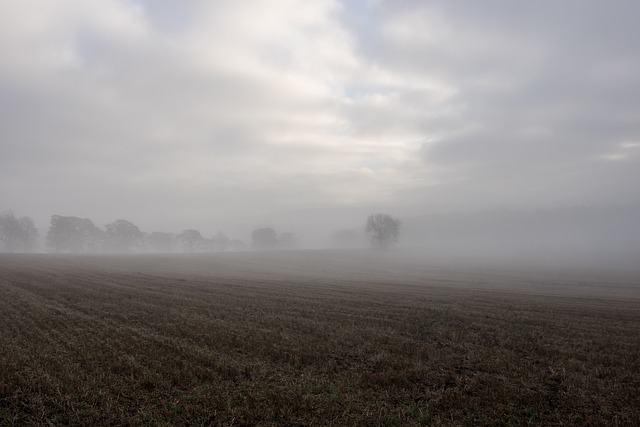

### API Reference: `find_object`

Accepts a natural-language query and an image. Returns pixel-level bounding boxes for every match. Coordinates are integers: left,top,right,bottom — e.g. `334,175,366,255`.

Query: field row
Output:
1,252,638,425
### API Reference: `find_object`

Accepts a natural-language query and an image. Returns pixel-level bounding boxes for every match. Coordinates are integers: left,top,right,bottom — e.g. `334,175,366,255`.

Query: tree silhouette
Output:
0,211,38,252
252,227,277,250
105,219,143,252
46,215,103,253
365,213,401,249
178,229,205,252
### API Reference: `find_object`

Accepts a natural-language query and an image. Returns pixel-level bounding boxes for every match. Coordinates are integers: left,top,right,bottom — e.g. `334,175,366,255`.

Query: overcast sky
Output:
1,0,639,234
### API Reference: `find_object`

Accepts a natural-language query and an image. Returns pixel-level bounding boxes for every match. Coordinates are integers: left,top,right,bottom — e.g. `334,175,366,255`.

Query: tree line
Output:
43,215,300,253
0,212,302,254
1,211,400,253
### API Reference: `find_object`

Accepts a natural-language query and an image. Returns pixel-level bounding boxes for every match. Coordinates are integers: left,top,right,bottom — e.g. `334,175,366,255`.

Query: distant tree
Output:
178,229,205,252
277,232,299,250
251,227,277,250
145,232,177,253
46,215,104,253
105,219,143,252
365,213,401,249
0,211,21,252
330,229,364,249
211,232,230,251
0,211,38,252
18,216,39,252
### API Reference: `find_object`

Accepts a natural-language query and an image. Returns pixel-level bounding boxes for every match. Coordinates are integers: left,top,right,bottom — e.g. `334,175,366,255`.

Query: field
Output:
0,250,638,426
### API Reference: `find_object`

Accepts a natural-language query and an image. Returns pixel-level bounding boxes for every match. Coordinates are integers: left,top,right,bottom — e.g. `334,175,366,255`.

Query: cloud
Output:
356,0,640,210
1,0,639,233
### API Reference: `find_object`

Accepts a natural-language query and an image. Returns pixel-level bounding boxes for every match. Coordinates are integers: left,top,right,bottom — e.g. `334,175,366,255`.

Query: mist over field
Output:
1,0,640,273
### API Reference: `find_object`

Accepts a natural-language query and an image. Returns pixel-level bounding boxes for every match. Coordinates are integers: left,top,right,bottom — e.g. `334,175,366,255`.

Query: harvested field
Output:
0,250,639,426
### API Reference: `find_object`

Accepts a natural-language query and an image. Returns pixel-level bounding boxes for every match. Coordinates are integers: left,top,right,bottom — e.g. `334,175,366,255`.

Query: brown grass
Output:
0,251,638,426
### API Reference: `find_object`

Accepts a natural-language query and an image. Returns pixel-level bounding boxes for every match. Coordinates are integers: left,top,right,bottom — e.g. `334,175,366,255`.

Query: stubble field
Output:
0,250,638,426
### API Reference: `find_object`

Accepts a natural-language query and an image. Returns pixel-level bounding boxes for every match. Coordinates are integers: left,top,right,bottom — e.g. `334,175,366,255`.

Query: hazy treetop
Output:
1,0,639,234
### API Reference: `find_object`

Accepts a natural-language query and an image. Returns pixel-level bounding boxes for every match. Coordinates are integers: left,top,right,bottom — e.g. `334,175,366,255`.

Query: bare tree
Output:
365,213,401,249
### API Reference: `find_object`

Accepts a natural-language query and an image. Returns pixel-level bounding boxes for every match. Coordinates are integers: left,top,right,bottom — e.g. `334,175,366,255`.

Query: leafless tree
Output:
365,213,401,249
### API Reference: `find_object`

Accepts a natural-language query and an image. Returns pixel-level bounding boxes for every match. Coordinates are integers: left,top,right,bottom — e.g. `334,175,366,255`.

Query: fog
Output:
2,1,639,273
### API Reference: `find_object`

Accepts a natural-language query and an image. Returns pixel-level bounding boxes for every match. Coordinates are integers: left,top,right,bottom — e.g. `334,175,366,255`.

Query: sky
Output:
1,0,639,237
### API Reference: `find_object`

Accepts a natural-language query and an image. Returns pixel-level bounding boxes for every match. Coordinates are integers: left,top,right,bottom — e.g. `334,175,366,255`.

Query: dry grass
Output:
0,251,638,426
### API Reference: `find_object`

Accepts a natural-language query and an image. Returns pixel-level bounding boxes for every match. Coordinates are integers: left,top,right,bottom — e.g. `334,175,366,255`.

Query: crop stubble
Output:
0,251,638,426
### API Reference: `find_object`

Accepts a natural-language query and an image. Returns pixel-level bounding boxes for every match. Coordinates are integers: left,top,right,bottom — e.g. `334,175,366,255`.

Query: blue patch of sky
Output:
130,0,193,34
343,83,390,101
338,0,385,102
338,0,380,53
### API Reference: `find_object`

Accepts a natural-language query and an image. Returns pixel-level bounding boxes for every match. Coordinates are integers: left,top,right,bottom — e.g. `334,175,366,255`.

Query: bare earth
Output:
0,250,638,426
